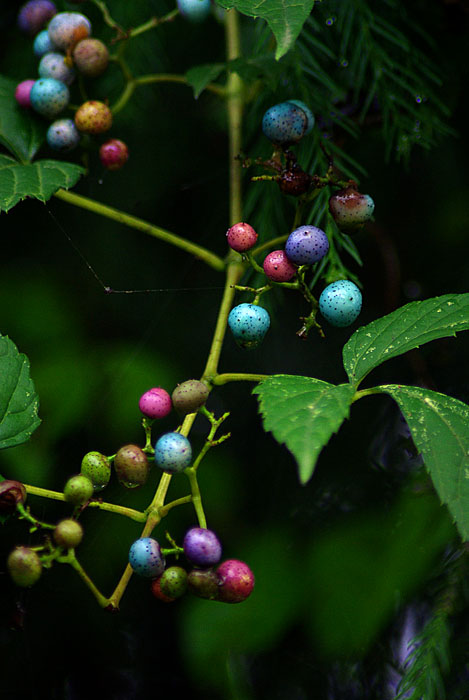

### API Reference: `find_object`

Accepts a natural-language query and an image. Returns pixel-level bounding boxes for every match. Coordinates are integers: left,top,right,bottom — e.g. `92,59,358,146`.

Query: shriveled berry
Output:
226,222,258,253
17,0,56,36
228,303,270,350
74,100,112,134
81,451,111,491
159,566,188,599
262,101,308,145
47,118,80,151
151,577,175,603
73,38,109,77
279,167,311,196
48,12,91,50
53,519,83,548
129,537,165,578
177,0,212,23
216,559,255,603
30,78,69,119
263,250,297,282
63,474,94,505
319,280,362,327
154,432,192,473
139,387,171,419
188,568,219,599
329,188,375,231
33,29,57,56
99,139,129,171
285,225,329,265
7,546,42,587
114,444,149,488
39,52,75,85
15,80,35,108
0,480,27,514
183,527,222,567
171,379,209,416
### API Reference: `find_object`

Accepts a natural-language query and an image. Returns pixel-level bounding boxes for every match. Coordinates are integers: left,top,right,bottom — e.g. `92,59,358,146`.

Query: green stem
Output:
23,484,65,502
185,468,206,528
62,550,110,608
16,503,55,530
53,189,225,271
212,372,269,385
251,234,289,257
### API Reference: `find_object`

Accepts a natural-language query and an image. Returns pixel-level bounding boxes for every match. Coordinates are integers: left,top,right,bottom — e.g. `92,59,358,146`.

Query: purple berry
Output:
129,537,165,578
329,188,375,231
154,432,192,473
138,387,172,419
284,225,329,265
46,118,80,151
39,52,76,85
48,12,91,51
319,280,362,327
216,559,255,603
262,101,308,145
15,80,35,108
263,249,297,282
30,77,69,119
183,527,222,567
17,0,56,36
228,303,270,350
226,222,258,252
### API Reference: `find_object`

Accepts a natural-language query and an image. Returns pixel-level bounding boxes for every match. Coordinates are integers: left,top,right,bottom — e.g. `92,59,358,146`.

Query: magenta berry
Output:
53,519,83,548
114,444,149,488
171,379,209,416
263,249,297,282
216,559,255,603
17,0,56,36
99,139,129,171
73,38,109,77
284,225,329,266
0,480,27,514
47,12,91,51
30,78,69,119
226,222,258,252
138,387,172,419
183,527,222,567
15,80,35,108
329,187,375,231
129,537,165,578
7,546,42,587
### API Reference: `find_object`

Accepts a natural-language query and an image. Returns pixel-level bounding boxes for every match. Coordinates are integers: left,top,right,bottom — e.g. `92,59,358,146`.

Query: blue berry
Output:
177,0,212,23
262,102,308,145
39,52,76,85
228,303,270,350
33,29,57,56
319,280,362,327
183,527,222,567
128,537,165,578
30,78,69,119
154,432,192,473
285,225,329,265
287,100,315,134
46,118,80,151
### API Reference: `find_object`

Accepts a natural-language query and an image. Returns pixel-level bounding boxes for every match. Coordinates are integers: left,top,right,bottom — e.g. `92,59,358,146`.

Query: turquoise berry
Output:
154,432,192,473
287,100,315,134
129,537,165,578
30,78,69,119
262,101,308,145
177,0,212,23
319,280,362,327
263,250,297,282
46,118,80,151
284,225,329,266
39,52,75,85
48,12,91,51
228,303,270,350
33,29,57,56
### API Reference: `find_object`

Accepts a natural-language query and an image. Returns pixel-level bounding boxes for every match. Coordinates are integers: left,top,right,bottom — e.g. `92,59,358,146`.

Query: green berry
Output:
81,451,111,491
53,519,83,548
63,474,94,505
114,444,149,489
171,379,209,416
187,568,219,600
159,566,188,599
7,546,42,587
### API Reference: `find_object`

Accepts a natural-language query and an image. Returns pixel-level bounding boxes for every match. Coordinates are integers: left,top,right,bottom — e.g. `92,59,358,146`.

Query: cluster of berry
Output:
14,0,128,170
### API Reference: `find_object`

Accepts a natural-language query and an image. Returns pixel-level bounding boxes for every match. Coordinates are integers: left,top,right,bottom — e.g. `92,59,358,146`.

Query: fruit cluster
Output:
15,0,128,168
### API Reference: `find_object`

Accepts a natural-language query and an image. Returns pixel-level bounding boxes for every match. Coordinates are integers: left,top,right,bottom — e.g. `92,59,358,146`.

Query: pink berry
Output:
216,559,255,603
329,187,375,231
15,80,36,108
263,249,297,282
99,139,129,171
139,387,172,419
226,222,258,252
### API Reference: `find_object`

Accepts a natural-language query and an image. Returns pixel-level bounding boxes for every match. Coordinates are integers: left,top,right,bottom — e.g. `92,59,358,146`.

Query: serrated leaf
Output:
0,336,41,450
0,75,46,163
185,63,225,99
216,0,315,60
253,375,355,483
379,384,469,541
0,154,85,212
343,294,469,386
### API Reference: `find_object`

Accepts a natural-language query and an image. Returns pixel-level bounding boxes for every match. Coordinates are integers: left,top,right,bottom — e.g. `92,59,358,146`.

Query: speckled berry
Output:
53,519,83,548
183,527,222,567
73,38,109,77
33,29,57,56
263,250,297,282
287,100,315,134
15,80,35,108
188,568,219,599
7,547,42,587
39,52,75,85
284,225,329,266
154,432,192,473
226,222,258,252
151,577,176,603
63,474,94,504
216,559,255,603
171,379,209,416
177,0,212,23
279,167,311,196
0,480,27,514
262,101,308,145
114,444,149,488
48,12,91,50
17,0,56,36
329,188,375,231
99,139,129,171
129,537,165,578
81,451,111,491
228,303,270,350
319,280,362,327
159,566,188,599
74,100,112,134
138,387,171,419
46,118,80,151
30,78,69,119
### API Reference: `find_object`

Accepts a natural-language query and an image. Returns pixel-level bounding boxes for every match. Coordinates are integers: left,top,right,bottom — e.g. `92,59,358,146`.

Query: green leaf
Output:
215,0,315,60
0,154,85,212
379,384,469,541
0,75,46,163
343,294,469,386
253,375,355,483
0,335,41,450
185,63,225,99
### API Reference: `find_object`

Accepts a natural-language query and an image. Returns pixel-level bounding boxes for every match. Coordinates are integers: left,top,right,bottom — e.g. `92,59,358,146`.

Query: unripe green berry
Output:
81,451,111,491
187,568,219,600
7,546,42,587
159,566,188,599
171,379,209,416
53,519,83,548
64,474,94,505
114,444,149,489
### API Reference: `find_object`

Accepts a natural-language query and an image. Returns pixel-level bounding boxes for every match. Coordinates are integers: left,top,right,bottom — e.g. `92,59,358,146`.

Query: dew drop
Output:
325,16,336,26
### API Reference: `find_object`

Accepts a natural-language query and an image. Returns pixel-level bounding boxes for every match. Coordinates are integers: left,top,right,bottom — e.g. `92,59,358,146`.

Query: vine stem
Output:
212,372,268,385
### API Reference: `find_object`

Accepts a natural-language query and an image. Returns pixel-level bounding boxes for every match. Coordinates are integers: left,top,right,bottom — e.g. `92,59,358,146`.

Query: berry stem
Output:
16,503,55,531
212,372,269,385
185,468,207,528
60,550,110,608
